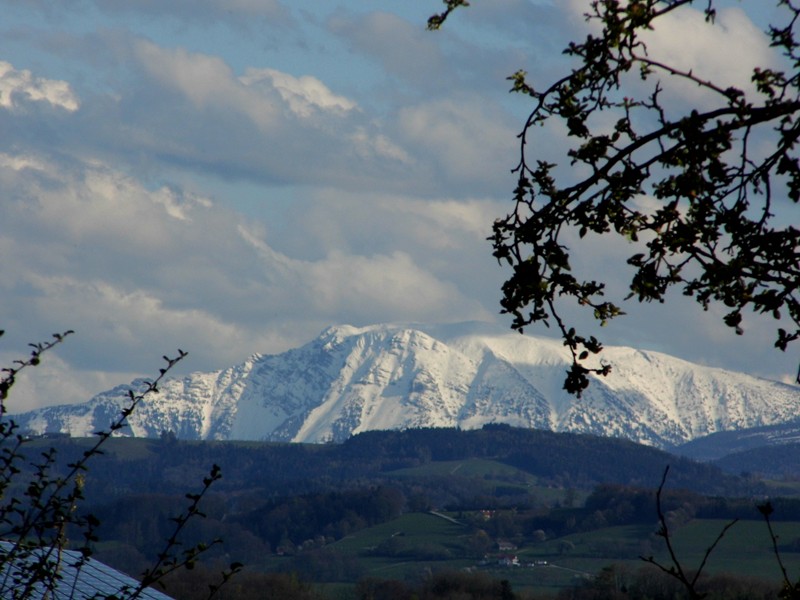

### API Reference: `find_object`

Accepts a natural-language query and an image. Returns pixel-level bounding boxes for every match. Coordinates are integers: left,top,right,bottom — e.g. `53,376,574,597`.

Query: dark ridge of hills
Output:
25,425,751,499
671,419,800,480
673,418,800,463
710,442,800,480
340,425,748,495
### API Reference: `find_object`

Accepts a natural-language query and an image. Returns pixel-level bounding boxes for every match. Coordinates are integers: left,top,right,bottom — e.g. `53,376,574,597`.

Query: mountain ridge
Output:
9,322,799,449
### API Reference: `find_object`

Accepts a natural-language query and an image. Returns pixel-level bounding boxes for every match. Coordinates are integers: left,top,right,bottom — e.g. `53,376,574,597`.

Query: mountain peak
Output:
9,322,799,448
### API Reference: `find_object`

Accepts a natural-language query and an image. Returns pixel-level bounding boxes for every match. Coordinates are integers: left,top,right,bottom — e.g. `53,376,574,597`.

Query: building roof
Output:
0,542,173,600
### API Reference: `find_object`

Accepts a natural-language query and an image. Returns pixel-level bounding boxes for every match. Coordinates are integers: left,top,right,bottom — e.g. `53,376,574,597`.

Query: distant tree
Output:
558,539,576,555
468,528,493,558
356,577,411,600
160,429,178,446
165,567,322,600
430,0,800,395
421,570,519,600
560,562,778,600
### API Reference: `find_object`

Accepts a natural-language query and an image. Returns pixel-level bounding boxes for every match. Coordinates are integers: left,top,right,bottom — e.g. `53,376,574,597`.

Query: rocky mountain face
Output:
9,323,800,449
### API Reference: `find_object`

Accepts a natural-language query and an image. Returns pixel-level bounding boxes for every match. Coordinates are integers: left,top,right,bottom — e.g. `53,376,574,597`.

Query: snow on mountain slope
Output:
9,323,800,448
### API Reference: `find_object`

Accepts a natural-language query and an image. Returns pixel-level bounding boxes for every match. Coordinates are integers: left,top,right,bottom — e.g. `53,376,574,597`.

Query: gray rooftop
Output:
0,542,173,600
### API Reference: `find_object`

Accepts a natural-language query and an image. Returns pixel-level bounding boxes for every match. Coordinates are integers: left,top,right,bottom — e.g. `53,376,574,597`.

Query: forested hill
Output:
33,425,748,498
339,425,743,495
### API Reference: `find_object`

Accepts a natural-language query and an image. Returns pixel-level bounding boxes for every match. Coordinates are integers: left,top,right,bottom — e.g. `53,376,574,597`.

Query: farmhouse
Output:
498,554,519,567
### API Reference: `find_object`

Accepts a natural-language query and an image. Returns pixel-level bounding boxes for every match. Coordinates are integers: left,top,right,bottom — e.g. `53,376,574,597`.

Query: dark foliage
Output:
341,426,748,495
713,442,800,480
358,571,521,600
558,563,777,600
230,486,405,553
163,565,322,600
430,0,800,394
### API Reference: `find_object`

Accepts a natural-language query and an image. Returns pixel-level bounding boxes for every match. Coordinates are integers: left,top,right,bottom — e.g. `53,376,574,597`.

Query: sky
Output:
1,0,797,413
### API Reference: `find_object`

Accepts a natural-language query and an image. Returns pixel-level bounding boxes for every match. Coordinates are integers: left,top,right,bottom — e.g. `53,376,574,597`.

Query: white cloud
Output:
349,127,412,163
0,152,48,172
1,155,206,251
564,2,778,108
273,188,499,260
26,274,250,355
0,350,138,413
396,198,496,248
640,7,776,102
266,188,505,321
234,207,494,325
134,41,361,131
134,41,279,130
306,250,488,322
90,37,417,190
0,150,496,407
240,68,357,118
0,61,79,111
397,96,518,187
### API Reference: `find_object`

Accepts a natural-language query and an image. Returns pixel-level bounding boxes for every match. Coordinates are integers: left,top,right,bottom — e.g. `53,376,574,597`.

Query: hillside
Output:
28,426,749,498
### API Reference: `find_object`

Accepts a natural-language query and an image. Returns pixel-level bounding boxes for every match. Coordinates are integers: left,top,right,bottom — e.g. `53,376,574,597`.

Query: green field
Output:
330,512,472,579
385,457,588,506
666,519,800,579
272,514,800,596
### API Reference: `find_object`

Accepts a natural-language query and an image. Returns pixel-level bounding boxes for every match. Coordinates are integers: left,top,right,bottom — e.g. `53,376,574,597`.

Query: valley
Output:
12,426,800,598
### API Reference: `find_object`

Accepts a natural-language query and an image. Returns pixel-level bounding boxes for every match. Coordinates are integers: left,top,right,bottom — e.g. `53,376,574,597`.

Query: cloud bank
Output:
0,1,796,411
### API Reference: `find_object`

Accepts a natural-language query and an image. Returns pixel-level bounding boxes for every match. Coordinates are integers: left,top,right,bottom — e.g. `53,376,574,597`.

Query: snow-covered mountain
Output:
9,323,800,449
